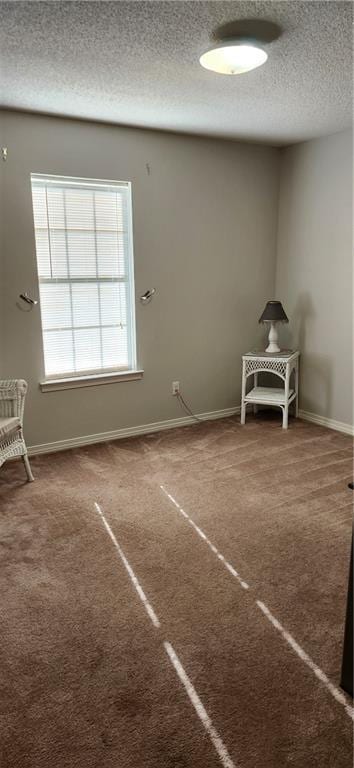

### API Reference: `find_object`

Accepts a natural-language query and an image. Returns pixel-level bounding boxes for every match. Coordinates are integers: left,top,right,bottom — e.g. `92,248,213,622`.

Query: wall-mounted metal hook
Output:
1,147,8,162
19,292,38,306
140,288,156,304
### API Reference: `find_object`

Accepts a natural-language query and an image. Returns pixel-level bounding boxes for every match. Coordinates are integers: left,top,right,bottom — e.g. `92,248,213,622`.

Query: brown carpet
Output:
0,413,353,768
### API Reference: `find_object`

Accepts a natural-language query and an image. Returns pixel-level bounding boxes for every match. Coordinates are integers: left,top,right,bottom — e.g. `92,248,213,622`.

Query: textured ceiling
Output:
0,1,352,145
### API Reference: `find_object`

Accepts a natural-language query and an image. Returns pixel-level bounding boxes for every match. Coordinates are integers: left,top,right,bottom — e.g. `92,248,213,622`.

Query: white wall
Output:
0,111,280,447
275,129,353,427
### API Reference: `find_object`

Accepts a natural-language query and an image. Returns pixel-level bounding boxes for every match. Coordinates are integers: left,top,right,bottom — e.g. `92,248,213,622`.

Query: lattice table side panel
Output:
244,358,287,379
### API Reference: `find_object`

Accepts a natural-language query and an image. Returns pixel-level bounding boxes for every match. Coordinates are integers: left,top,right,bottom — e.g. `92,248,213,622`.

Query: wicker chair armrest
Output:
0,379,28,420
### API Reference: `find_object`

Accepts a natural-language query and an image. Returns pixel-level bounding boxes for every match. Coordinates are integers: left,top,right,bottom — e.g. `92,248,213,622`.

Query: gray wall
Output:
0,111,5,369
275,129,353,426
0,110,279,447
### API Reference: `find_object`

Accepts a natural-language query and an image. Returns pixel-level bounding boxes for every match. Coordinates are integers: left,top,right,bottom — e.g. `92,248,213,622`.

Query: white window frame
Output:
30,173,142,391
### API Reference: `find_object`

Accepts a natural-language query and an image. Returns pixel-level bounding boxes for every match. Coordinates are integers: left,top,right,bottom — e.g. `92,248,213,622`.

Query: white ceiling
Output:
0,1,352,145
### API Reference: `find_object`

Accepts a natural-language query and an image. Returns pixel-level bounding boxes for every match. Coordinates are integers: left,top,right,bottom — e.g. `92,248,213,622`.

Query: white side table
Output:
240,350,300,429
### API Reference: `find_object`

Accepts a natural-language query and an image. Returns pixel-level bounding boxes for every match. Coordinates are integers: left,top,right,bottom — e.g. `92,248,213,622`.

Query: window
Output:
31,174,137,382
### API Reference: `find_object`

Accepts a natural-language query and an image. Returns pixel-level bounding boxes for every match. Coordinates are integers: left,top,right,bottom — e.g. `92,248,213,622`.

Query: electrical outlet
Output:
172,381,180,396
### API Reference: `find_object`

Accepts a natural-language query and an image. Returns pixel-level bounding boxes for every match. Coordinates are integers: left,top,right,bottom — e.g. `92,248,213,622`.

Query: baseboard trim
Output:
299,409,354,437
28,405,352,456
28,406,241,456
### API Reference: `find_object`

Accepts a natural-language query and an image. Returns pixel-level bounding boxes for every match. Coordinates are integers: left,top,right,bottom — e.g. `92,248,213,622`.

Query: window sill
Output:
40,369,144,392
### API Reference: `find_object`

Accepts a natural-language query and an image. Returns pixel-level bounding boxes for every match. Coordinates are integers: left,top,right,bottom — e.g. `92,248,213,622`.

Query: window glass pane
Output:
72,283,99,327
43,330,74,376
47,187,65,229
102,327,128,368
67,231,96,277
100,284,127,326
96,232,126,277
32,186,48,228
50,231,69,278
39,284,72,330
94,190,122,230
65,188,94,230
34,229,51,278
74,328,101,371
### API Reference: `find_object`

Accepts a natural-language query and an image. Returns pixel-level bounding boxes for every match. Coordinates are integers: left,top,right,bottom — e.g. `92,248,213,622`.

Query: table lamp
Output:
259,300,289,353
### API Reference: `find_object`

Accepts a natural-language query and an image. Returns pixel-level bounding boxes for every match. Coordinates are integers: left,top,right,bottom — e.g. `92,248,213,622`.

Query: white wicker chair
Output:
0,379,34,482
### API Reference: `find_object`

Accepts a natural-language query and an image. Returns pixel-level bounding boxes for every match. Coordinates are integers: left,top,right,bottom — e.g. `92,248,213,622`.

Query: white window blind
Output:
31,174,136,379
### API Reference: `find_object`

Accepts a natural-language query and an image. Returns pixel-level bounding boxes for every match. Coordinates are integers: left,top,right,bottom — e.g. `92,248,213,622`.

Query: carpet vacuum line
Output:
159,485,354,722
94,502,237,768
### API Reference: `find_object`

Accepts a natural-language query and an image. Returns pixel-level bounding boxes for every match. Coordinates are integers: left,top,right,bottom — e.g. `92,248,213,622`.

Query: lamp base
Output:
265,342,281,353
265,322,280,353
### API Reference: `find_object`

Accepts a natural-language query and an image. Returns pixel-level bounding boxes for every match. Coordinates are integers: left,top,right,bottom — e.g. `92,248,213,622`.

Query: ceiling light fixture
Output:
199,39,268,75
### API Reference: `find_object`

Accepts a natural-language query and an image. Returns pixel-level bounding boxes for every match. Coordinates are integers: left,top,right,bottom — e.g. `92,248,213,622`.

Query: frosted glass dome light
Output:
199,41,268,75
